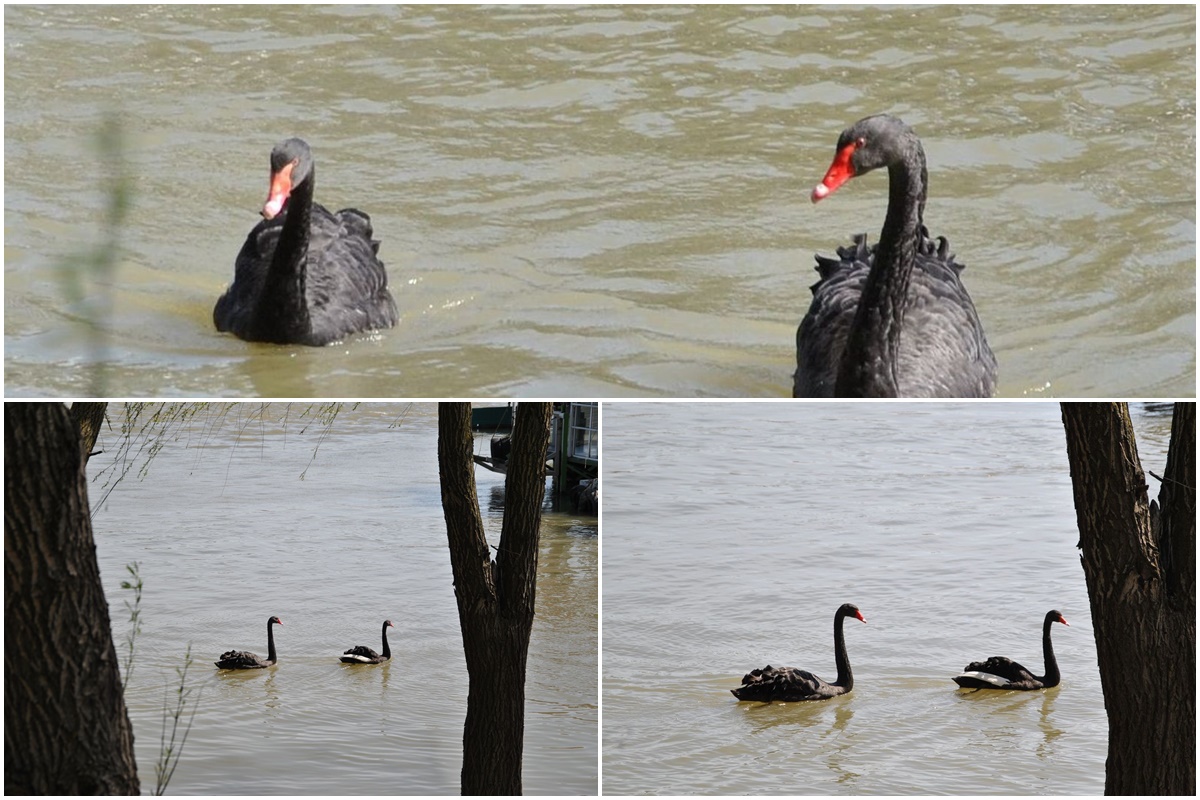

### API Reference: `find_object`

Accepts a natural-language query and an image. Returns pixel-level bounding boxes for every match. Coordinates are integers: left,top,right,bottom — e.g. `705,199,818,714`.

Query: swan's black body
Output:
341,619,394,664
216,616,281,670
794,115,996,398
732,603,865,702
953,610,1068,690
215,138,398,346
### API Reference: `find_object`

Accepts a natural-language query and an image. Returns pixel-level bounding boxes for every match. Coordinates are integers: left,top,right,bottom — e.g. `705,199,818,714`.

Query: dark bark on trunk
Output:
438,402,551,796
70,402,107,464
4,402,139,795
1061,402,1195,795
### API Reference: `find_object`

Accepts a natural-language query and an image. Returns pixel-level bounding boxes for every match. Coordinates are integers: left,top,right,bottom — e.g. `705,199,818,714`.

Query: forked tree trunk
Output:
438,402,552,796
1060,402,1195,795
4,402,139,794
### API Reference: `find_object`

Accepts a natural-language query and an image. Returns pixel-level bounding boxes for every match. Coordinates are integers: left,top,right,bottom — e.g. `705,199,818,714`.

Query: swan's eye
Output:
856,137,867,148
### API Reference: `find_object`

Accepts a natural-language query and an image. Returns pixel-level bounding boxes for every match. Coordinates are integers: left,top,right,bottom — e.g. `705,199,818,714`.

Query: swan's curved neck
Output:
266,619,278,664
257,168,315,336
1040,616,1060,687
835,142,927,397
381,623,391,660
833,611,853,690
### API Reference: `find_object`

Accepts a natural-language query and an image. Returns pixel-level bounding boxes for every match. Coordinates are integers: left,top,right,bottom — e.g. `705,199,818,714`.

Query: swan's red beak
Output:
856,610,866,623
811,141,858,203
263,160,297,220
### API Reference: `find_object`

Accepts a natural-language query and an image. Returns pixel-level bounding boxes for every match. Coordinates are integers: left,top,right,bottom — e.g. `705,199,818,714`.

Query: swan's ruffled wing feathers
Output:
899,255,997,397
215,649,266,668
334,207,381,254
962,656,1036,683
795,229,996,398
732,665,831,701
343,645,380,659
954,656,1046,689
795,261,866,397
303,203,399,343
814,233,872,282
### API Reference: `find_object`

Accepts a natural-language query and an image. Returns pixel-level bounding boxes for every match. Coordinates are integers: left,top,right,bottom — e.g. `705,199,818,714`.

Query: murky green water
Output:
5,5,1194,397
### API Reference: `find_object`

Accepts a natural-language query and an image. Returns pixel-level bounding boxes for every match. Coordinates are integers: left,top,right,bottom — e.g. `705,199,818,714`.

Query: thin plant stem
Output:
119,561,142,687
155,643,201,795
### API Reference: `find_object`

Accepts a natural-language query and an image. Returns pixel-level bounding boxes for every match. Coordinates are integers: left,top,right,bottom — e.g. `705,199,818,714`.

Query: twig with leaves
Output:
155,643,202,796
119,561,143,688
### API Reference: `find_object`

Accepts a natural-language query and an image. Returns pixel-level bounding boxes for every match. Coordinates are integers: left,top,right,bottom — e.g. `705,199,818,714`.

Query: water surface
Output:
90,403,597,795
602,402,1174,794
5,5,1193,397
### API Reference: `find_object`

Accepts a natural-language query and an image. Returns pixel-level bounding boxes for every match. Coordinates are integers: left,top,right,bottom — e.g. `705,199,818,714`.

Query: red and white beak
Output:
811,140,859,203
262,160,297,219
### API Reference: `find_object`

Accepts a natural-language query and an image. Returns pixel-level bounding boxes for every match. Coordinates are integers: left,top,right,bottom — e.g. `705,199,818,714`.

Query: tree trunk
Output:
4,402,139,794
70,402,107,464
438,402,552,796
1061,402,1195,795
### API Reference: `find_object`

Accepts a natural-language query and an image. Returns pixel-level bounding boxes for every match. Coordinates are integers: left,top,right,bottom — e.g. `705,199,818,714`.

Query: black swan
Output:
732,603,865,702
215,616,281,670
214,138,398,346
953,610,1069,690
793,114,997,398
340,619,394,664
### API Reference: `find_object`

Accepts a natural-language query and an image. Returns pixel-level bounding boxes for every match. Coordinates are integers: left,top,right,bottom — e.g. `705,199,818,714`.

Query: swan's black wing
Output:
302,204,399,345
731,664,839,702
794,235,872,397
953,656,1043,689
963,656,1037,682
794,231,997,398
343,645,381,659
215,649,269,669
896,247,997,398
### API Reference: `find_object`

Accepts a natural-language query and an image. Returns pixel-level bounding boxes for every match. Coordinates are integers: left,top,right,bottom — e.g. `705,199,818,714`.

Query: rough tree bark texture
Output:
4,402,139,794
1061,402,1195,795
438,402,551,796
70,401,107,463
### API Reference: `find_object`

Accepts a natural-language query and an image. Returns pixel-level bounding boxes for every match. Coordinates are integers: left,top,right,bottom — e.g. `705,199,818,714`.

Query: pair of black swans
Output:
214,115,996,398
731,604,1069,702
214,617,395,669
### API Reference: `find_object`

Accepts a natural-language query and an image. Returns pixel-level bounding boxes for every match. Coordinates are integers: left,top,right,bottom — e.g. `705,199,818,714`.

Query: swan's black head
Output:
263,138,313,220
1046,610,1068,626
268,615,283,626
384,619,395,629
811,114,919,203
837,603,866,624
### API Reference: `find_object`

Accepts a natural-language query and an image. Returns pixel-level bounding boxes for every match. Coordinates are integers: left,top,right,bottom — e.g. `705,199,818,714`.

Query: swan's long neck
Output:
835,141,927,397
832,610,853,690
258,169,314,337
266,619,277,664
381,622,391,660
1040,616,1060,687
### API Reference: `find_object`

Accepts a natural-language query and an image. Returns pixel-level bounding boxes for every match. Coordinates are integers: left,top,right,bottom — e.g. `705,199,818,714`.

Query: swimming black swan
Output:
953,610,1069,690
732,603,865,702
215,616,281,670
340,619,394,664
214,138,398,345
793,114,997,398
